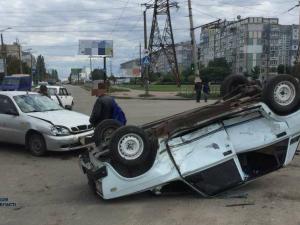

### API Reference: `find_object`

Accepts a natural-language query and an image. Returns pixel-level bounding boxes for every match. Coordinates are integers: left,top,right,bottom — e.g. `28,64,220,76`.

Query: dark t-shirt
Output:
194,82,202,91
89,95,114,127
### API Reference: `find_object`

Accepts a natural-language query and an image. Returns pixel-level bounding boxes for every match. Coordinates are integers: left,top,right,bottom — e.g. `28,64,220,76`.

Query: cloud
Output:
0,0,298,78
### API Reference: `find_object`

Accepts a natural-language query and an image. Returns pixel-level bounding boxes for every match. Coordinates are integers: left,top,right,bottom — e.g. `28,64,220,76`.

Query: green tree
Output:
91,69,106,81
278,64,291,74
36,55,46,83
149,72,161,83
200,58,232,83
109,75,117,84
6,55,31,75
182,68,193,83
251,66,260,80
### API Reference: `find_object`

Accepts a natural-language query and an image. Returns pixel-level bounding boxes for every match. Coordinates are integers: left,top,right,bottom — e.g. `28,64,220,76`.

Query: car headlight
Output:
51,126,70,136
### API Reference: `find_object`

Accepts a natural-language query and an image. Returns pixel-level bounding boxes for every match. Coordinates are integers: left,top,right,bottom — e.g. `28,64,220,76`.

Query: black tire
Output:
262,75,300,115
28,133,47,156
110,126,152,167
220,75,249,97
94,119,122,147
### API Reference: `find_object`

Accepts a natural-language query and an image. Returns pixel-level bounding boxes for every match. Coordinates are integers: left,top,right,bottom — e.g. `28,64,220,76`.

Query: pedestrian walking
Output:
194,77,202,103
203,81,210,103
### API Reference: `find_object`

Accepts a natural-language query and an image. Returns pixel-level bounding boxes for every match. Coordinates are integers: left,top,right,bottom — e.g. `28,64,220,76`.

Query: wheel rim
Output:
118,133,144,160
30,137,42,153
102,128,115,142
273,81,296,106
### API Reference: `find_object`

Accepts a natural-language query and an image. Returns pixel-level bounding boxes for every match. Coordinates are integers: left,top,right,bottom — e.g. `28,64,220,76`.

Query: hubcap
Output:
118,133,144,160
274,81,296,106
31,138,42,152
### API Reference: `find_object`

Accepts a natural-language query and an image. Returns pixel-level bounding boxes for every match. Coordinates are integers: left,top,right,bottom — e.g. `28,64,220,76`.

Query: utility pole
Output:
147,0,180,86
143,9,149,95
103,57,107,80
188,0,200,78
16,39,23,74
288,1,300,65
110,59,113,77
1,34,7,76
89,56,93,76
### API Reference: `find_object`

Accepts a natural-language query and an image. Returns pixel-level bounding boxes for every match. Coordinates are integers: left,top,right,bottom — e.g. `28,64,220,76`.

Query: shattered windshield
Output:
14,94,62,113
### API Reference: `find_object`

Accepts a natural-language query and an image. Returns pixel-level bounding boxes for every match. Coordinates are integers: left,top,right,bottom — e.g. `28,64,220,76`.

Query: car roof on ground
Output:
0,91,38,97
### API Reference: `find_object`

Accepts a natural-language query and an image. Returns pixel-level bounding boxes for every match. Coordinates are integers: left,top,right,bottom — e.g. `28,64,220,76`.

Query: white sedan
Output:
34,85,74,110
0,91,93,156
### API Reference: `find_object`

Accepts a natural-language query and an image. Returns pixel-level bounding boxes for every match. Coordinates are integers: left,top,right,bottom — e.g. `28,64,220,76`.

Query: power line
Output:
110,0,132,35
5,28,188,33
0,15,141,28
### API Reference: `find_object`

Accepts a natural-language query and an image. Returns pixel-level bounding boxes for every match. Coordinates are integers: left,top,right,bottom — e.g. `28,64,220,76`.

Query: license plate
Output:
79,137,86,145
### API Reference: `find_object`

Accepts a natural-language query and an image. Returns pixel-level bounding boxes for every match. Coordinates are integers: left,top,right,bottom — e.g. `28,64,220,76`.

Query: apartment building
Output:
200,17,299,77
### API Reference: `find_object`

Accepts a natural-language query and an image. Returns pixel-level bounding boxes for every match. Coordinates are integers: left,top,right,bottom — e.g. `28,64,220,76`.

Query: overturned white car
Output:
80,75,300,199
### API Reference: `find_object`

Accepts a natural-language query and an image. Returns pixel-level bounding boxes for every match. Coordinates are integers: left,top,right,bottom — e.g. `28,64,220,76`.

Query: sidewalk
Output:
110,89,191,100
82,84,215,102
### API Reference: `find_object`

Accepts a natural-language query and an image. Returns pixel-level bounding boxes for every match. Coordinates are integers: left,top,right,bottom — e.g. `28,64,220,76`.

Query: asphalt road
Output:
1,85,300,225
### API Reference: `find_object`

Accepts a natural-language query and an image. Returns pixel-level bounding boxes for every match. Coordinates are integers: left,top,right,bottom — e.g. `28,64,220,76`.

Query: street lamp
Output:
23,48,36,82
1,27,12,76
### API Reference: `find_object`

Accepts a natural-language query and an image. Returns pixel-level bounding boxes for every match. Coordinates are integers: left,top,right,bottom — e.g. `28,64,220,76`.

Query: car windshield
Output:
13,94,63,113
48,88,57,95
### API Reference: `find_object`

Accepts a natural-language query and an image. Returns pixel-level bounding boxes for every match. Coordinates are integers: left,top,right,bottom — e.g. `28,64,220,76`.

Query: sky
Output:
0,0,299,80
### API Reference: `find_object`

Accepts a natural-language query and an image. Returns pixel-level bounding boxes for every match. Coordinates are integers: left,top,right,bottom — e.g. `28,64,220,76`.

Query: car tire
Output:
28,133,47,156
94,119,122,147
110,126,152,167
262,74,300,115
220,75,249,97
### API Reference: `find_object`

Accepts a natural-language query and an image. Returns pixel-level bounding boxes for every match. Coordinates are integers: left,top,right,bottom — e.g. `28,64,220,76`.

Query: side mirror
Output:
5,108,19,116
65,105,72,111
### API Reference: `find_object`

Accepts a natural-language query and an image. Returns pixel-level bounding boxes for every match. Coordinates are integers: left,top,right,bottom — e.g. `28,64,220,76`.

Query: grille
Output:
71,124,93,133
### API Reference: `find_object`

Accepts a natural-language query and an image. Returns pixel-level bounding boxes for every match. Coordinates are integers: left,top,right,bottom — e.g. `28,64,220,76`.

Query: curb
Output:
111,96,195,101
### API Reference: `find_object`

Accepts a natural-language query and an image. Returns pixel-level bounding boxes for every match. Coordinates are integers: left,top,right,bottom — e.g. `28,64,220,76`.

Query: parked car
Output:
0,74,32,91
34,85,74,110
80,74,300,200
0,91,93,156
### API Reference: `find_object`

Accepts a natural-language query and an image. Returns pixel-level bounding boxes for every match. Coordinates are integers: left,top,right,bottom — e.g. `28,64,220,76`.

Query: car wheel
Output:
28,133,47,156
263,75,300,115
94,119,122,147
220,75,249,97
110,126,152,167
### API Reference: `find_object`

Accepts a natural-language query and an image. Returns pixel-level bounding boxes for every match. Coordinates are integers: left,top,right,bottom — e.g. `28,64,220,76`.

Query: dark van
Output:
0,75,32,91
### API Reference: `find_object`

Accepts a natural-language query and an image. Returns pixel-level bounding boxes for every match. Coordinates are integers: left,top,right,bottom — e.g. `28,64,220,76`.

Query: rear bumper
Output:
79,152,107,179
44,130,94,151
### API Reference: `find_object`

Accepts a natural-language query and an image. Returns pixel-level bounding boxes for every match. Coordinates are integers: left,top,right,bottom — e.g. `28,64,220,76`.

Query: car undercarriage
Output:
79,74,300,199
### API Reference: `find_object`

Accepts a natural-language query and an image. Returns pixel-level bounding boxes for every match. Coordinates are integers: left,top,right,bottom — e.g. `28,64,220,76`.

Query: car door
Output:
0,95,28,145
168,123,244,196
58,88,67,107
62,88,73,106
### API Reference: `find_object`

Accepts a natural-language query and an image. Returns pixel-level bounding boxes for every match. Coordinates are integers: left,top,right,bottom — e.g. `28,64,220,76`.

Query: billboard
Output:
79,40,113,57
71,68,82,75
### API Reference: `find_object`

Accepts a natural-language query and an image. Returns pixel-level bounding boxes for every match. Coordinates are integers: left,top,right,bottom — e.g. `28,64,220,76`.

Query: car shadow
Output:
0,142,86,160
0,142,29,156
